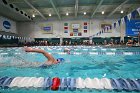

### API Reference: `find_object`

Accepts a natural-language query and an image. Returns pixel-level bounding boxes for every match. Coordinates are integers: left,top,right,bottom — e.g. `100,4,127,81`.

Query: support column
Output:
60,37,63,46
89,20,93,45
138,32,140,45
59,21,63,46
120,23,125,42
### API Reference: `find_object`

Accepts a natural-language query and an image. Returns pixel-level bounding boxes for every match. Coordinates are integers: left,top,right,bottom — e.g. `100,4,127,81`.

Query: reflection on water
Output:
0,47,140,93
0,47,140,79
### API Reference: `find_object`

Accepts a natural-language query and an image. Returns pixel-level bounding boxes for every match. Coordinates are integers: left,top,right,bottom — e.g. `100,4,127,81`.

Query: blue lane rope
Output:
60,78,67,90
0,77,9,87
1,77,14,89
127,79,140,91
110,78,123,91
117,78,132,91
0,76,139,92
68,78,76,90
43,77,52,89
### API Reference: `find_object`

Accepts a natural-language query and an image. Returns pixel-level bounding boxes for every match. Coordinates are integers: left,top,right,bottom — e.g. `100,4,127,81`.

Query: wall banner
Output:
126,20,140,36
38,23,53,34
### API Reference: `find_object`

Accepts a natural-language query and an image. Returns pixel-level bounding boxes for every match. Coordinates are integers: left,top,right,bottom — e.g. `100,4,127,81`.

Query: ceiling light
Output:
32,14,35,17
66,12,69,16
49,14,51,16
121,10,124,14
84,12,86,15
102,11,104,14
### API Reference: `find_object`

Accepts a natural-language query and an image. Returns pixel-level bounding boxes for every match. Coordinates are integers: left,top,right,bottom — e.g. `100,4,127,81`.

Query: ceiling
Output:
0,0,140,21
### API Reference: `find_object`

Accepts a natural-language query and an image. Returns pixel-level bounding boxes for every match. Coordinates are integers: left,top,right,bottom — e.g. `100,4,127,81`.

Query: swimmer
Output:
126,39,133,47
24,47,64,67
64,48,71,54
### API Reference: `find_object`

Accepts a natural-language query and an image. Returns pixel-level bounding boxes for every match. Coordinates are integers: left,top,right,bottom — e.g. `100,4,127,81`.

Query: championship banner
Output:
64,23,69,33
0,16,17,33
126,20,140,36
38,23,53,34
101,23,112,33
78,32,82,36
70,22,82,36
83,22,88,33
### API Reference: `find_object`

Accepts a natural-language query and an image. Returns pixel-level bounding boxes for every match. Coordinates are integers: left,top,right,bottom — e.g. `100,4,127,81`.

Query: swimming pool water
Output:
0,46,140,93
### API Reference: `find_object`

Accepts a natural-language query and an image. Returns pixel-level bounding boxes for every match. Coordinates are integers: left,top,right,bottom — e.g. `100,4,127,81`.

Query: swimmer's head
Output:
56,59,61,63
64,48,70,52
56,58,65,63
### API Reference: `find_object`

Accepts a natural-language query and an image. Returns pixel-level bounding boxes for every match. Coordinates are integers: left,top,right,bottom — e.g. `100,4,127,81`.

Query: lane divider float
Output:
0,77,139,91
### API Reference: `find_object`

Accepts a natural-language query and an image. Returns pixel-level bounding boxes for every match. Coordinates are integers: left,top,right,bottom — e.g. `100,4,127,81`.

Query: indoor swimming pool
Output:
0,46,140,93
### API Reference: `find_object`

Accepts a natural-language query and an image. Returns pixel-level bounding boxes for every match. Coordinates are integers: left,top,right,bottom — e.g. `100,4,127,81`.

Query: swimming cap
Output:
57,58,65,62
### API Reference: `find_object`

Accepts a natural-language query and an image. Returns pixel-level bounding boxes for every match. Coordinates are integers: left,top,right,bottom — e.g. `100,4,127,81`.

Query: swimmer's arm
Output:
24,47,53,60
25,47,45,53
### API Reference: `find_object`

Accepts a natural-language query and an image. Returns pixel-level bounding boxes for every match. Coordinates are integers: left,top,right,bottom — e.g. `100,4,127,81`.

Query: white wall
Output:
17,18,124,38
0,16,17,33
17,22,35,37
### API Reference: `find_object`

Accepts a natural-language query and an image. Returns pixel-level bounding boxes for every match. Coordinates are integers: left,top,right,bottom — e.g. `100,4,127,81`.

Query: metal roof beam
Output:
49,0,61,20
108,0,129,17
24,0,46,20
8,0,39,3
8,0,23,3
91,0,104,18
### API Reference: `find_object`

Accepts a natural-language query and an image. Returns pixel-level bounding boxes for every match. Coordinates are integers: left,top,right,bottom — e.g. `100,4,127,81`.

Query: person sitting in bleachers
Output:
126,39,133,46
